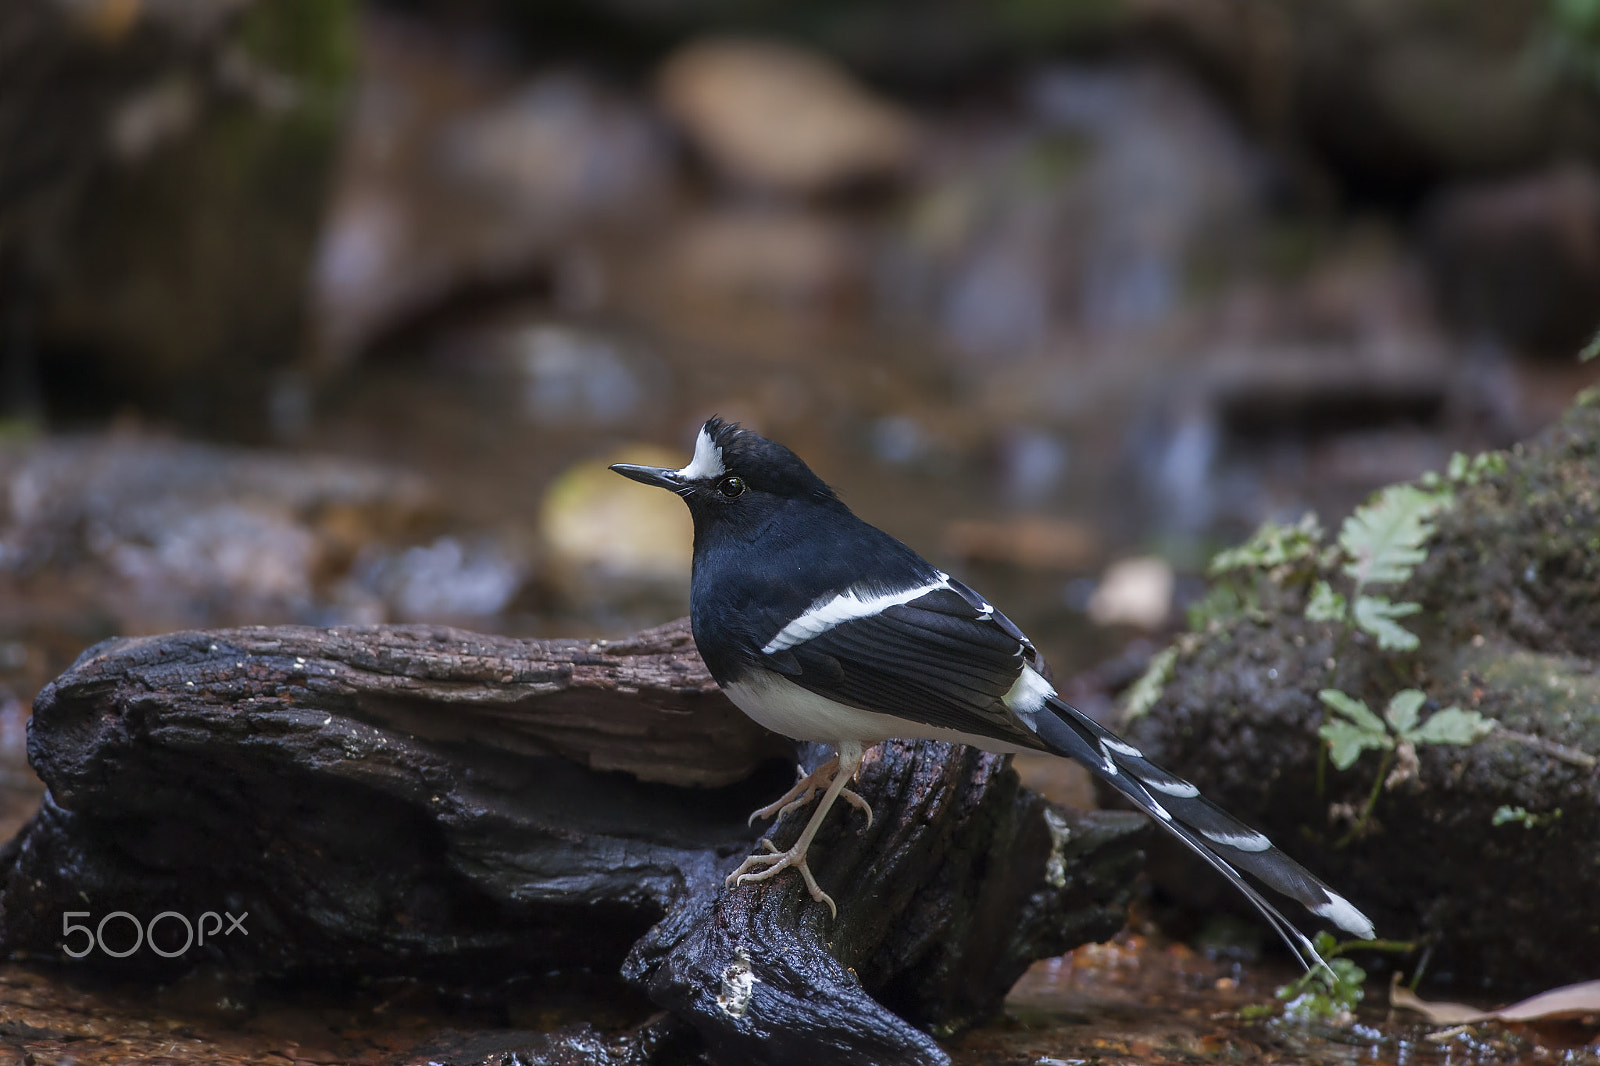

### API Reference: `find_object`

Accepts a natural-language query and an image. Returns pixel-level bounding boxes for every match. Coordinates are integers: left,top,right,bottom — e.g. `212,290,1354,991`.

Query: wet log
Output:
1,620,1147,1065
623,745,1145,1066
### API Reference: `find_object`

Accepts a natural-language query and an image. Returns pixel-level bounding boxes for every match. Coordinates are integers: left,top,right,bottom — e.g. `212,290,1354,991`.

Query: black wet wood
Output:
624,743,1147,1066
2,620,1147,1066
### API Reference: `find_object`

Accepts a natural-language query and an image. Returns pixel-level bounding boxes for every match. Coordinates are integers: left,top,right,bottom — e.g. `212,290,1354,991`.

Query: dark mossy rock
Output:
1124,391,1600,993
1,619,1146,1066
3,0,356,434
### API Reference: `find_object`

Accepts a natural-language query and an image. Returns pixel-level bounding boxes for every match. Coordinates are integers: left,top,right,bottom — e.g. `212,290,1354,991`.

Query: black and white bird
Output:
611,417,1373,968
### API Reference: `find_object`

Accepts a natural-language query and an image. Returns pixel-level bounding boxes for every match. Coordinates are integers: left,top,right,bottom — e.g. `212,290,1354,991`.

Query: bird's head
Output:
610,417,841,529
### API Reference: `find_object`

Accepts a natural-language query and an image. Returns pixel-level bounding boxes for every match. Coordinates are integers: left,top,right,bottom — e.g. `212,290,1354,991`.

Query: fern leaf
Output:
1384,689,1426,734
1209,513,1323,576
1305,580,1347,622
1318,689,1386,734
1352,596,1422,651
1339,484,1442,588
1122,646,1178,721
1411,706,1495,746
1319,721,1393,770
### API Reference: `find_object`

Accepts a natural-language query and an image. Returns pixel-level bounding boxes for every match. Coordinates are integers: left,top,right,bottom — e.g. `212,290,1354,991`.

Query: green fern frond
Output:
1339,485,1445,589
1352,595,1423,651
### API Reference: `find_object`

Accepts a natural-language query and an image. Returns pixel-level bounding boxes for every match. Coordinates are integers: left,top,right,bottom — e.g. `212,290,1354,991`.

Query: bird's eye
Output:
717,476,746,498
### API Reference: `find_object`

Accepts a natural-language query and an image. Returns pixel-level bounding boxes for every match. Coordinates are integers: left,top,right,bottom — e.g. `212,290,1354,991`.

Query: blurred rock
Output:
1031,65,1261,335
1086,557,1173,630
417,315,673,438
514,324,654,427
943,517,1099,572
1120,231,1459,534
0,432,438,632
993,426,1071,503
444,319,666,429
313,28,673,362
1,0,240,252
439,74,671,225
343,535,527,623
869,415,935,467
664,207,866,311
657,37,917,196
13,0,356,435
1133,0,1600,196
1424,162,1600,357
540,447,693,610
895,62,1261,360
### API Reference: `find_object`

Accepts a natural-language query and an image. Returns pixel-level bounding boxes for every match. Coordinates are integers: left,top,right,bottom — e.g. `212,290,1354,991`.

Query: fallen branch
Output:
3,620,1148,1066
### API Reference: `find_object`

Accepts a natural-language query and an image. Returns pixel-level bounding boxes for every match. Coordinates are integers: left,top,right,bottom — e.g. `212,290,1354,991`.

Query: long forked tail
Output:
1035,694,1374,971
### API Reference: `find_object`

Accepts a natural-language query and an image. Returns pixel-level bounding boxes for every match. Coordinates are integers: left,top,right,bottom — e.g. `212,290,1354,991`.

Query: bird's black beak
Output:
609,463,683,490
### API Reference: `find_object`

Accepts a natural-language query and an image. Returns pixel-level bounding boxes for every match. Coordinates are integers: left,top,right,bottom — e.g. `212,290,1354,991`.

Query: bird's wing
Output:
759,577,1046,745
757,572,1378,966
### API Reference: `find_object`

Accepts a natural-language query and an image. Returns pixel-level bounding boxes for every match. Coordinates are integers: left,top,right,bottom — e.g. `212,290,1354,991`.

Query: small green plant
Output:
1274,932,1367,1021
1318,690,1495,771
1538,0,1600,93
1121,645,1178,721
1209,512,1325,576
1444,450,1509,485
1304,580,1345,622
1266,933,1416,1024
1304,472,1501,820
1318,689,1493,844
1310,483,1452,650
1492,804,1563,829
1159,452,1509,852
1180,454,1506,844
1185,581,1242,631
1187,513,1328,632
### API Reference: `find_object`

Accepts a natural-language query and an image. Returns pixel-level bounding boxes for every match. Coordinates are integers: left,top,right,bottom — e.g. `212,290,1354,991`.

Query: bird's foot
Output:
725,740,865,920
726,838,836,918
747,757,838,825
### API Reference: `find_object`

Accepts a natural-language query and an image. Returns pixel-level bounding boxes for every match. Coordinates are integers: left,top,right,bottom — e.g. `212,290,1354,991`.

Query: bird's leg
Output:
725,741,865,918
747,755,874,829
747,756,837,825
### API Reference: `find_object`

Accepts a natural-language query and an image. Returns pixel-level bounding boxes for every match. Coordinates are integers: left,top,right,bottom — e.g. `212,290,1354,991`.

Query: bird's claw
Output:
725,840,837,918
839,787,873,830
727,742,868,920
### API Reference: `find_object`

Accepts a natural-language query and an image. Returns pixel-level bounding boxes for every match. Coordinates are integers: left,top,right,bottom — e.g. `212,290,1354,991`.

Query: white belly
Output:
721,671,1033,754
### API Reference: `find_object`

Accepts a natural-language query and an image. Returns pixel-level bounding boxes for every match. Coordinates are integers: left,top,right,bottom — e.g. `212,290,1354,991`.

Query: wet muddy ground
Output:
2,935,1596,1066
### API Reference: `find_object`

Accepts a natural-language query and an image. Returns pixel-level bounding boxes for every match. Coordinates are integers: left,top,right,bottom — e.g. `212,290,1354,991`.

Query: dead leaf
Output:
1391,973,1600,1024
